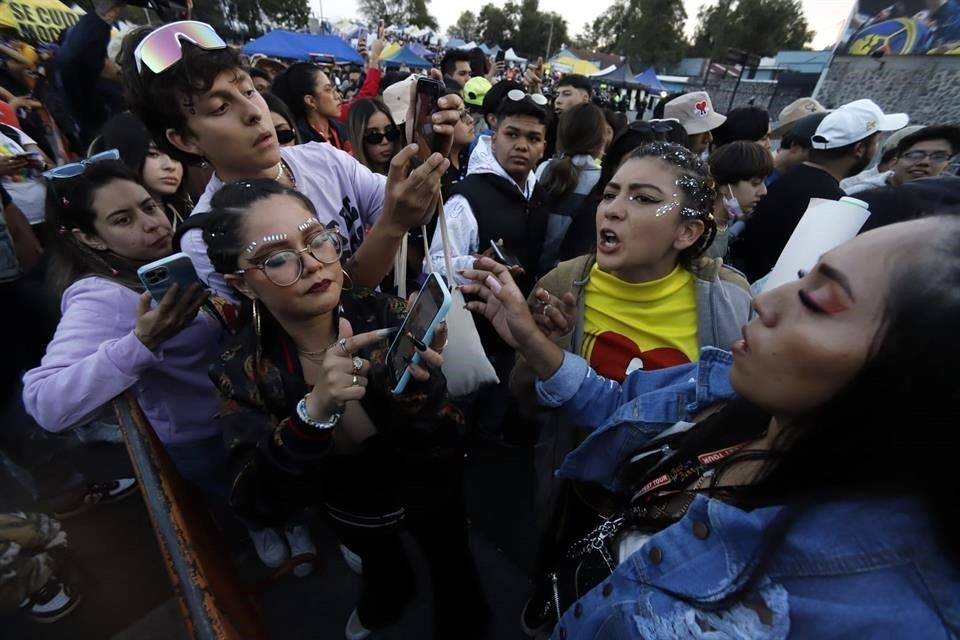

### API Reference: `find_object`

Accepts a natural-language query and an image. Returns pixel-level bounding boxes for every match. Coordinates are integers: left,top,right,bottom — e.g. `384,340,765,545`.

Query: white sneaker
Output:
283,522,316,577
345,609,372,640
247,528,288,569
26,579,82,623
339,544,363,575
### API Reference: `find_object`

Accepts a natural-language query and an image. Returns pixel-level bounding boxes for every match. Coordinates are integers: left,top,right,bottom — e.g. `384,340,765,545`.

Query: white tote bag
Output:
423,196,499,397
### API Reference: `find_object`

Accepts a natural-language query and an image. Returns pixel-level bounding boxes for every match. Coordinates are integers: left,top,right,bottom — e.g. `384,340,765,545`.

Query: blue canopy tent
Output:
241,31,363,64
446,37,466,48
408,41,434,58
382,44,432,69
634,67,666,93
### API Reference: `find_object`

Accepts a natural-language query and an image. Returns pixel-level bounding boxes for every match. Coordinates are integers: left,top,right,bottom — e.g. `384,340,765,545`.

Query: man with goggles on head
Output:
120,21,466,303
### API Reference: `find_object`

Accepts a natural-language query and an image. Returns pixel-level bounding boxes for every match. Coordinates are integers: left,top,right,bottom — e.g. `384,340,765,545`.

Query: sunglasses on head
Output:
506,89,548,107
276,128,296,145
363,127,401,145
43,149,121,179
134,21,227,75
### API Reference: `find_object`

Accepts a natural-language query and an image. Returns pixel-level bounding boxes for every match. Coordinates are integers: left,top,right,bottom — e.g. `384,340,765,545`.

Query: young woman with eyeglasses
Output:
22,159,225,496
202,179,488,639
347,98,402,175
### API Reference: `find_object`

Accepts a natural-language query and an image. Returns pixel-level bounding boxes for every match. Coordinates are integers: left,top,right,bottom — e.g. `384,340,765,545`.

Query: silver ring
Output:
543,303,553,316
337,338,348,354
351,375,359,387
352,356,363,373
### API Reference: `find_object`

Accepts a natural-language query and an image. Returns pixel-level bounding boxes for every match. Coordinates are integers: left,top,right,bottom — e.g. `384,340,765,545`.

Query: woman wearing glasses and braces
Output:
22,156,225,496
201,179,487,640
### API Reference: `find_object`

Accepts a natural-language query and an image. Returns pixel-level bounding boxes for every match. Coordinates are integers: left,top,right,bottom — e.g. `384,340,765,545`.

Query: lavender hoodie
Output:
23,277,222,446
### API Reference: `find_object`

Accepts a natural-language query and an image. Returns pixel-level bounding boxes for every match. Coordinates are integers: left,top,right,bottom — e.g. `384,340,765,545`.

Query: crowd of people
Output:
1,5,959,640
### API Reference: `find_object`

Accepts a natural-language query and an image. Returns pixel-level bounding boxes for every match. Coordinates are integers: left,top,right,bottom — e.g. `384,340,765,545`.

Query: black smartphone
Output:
489,240,522,268
495,49,505,64
413,76,443,164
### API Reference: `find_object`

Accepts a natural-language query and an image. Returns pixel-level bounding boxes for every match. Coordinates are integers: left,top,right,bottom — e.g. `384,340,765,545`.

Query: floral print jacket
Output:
209,288,464,527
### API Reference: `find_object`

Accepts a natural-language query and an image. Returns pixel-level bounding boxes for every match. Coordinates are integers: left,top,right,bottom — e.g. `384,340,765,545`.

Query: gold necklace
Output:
273,162,283,181
277,159,297,188
296,338,338,361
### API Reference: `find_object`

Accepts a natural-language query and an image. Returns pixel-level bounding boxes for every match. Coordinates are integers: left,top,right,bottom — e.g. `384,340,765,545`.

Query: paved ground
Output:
1,390,539,640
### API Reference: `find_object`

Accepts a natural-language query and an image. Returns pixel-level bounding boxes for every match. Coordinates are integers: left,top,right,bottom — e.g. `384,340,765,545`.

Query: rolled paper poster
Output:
761,197,871,293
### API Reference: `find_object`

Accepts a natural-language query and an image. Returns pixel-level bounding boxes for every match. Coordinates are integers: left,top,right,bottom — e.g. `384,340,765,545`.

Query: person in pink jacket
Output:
22,157,224,494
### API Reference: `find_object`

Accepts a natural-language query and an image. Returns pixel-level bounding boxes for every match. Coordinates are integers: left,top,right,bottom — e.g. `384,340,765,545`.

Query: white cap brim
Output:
685,112,727,135
879,112,909,132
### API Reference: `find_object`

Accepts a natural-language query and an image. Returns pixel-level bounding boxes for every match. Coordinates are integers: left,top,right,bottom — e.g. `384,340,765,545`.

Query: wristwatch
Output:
296,397,340,430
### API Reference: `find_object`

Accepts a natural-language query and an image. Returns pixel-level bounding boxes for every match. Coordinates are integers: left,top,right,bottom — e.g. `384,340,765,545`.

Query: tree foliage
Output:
690,0,814,57
357,0,438,29
573,0,687,69
476,0,568,57
194,0,309,37
449,10,479,41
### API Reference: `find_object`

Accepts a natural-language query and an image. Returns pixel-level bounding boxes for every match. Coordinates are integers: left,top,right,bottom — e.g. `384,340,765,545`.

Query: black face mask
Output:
276,128,296,145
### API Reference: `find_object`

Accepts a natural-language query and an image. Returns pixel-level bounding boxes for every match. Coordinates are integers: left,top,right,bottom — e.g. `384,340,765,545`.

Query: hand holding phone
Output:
386,272,452,394
412,76,443,165
488,239,523,270
138,253,204,303
134,282,208,351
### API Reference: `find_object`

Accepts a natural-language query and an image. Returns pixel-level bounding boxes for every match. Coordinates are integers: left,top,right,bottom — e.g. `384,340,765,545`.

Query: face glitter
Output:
245,233,288,255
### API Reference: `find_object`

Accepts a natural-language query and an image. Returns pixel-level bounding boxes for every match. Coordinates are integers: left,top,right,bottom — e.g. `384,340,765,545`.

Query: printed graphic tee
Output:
581,264,698,381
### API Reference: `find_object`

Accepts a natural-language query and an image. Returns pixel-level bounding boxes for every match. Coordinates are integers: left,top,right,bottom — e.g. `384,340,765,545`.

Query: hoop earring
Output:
340,268,354,292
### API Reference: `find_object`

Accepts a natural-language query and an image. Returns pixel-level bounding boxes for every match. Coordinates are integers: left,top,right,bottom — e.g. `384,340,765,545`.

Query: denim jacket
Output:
553,494,960,639
536,348,736,492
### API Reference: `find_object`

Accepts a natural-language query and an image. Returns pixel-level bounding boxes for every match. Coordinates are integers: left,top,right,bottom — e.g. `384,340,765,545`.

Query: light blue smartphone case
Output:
387,272,452,395
137,252,202,302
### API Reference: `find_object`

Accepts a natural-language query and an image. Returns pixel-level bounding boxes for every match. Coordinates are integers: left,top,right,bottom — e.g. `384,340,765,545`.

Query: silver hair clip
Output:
297,219,319,232
244,233,288,255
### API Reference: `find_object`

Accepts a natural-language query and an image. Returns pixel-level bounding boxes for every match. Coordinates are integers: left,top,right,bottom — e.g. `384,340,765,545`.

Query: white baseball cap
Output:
811,99,909,150
382,75,416,125
664,92,727,135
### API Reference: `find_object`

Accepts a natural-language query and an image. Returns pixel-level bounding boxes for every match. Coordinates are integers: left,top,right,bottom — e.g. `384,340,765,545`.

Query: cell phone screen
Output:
387,276,445,389
413,77,441,164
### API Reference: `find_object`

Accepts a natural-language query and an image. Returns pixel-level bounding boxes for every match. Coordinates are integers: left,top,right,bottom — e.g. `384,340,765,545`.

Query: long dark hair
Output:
89,112,192,222
346,98,399,173
540,103,605,206
663,215,960,563
44,161,152,296
272,62,320,123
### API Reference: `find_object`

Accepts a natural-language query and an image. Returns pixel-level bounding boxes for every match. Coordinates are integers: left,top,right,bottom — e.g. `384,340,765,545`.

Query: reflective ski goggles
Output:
43,149,120,179
134,21,227,75
506,89,548,107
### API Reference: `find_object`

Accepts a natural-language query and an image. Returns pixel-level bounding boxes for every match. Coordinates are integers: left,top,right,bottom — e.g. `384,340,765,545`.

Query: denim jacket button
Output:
602,582,613,597
649,546,663,564
693,520,710,540
574,603,583,617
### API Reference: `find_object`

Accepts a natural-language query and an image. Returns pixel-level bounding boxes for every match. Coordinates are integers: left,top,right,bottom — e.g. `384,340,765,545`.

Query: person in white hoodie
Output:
427,92,549,292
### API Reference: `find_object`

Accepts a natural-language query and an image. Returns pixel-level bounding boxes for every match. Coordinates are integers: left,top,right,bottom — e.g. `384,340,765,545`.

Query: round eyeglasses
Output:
237,231,344,287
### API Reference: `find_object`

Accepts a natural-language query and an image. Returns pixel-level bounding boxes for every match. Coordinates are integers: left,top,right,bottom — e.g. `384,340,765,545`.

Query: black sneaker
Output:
53,478,139,519
25,579,82,623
